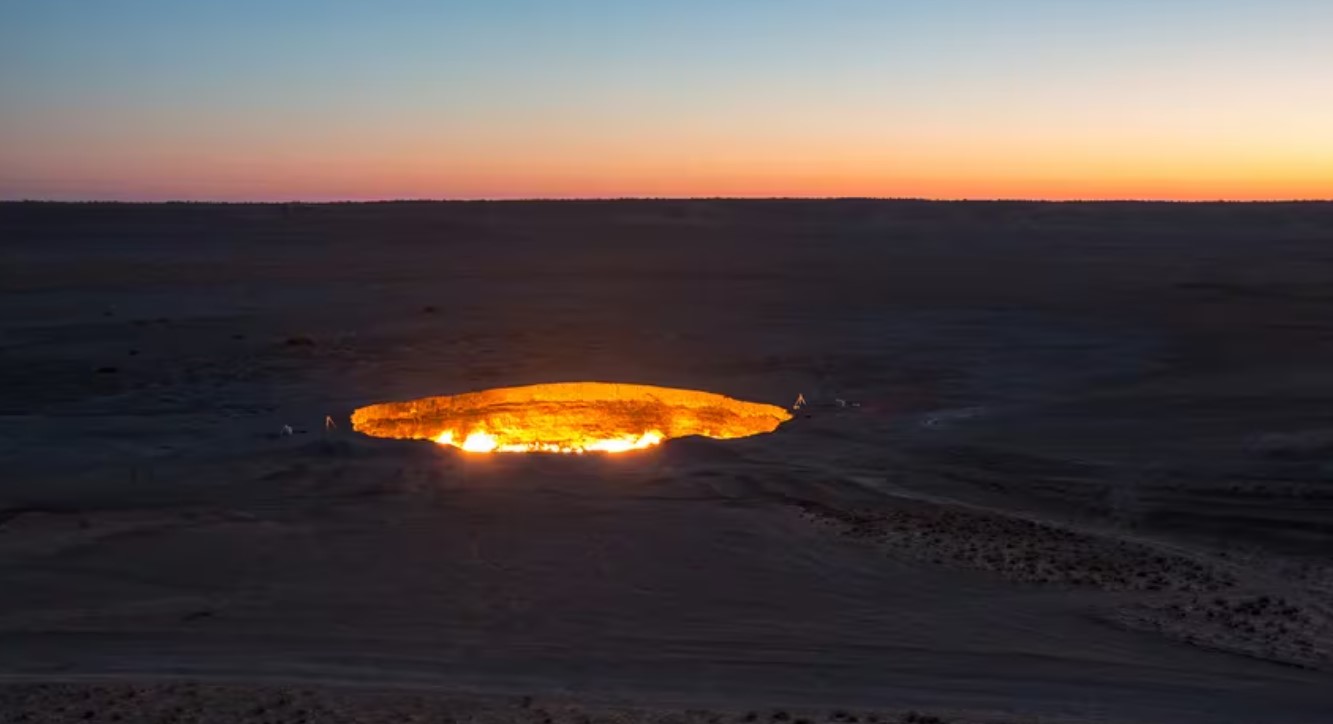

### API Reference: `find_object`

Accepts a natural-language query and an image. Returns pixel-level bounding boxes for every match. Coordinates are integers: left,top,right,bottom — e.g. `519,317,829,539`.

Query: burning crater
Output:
351,382,792,454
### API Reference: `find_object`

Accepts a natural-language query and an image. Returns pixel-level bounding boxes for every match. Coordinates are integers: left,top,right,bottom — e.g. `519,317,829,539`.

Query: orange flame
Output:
352,382,790,454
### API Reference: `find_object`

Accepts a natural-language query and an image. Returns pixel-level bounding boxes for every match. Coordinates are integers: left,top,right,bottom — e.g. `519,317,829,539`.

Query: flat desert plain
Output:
2,200,1332,723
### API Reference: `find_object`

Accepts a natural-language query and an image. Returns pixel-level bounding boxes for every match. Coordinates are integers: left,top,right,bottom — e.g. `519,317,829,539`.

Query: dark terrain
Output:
2,200,1332,723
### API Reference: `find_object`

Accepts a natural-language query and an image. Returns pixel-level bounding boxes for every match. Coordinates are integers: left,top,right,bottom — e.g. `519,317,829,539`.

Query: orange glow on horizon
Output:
6,1,1332,203
6,111,1330,202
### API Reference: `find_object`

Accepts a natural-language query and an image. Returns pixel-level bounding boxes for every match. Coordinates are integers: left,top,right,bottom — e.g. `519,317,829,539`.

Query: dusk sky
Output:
3,0,1331,201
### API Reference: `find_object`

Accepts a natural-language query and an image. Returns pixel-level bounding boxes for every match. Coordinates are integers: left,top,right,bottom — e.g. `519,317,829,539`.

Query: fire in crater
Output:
351,382,791,454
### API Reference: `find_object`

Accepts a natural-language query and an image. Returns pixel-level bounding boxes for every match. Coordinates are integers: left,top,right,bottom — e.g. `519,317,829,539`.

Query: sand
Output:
0,681,1074,724
1,200,1332,723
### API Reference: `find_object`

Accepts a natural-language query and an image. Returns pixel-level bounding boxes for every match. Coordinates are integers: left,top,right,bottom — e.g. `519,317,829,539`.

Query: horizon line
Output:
4,196,1333,205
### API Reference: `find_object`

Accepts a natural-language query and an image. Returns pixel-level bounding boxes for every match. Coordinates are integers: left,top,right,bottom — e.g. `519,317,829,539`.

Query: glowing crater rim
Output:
350,381,792,454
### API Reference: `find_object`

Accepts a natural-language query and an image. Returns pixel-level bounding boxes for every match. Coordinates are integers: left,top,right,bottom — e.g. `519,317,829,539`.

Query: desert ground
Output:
2,200,1332,723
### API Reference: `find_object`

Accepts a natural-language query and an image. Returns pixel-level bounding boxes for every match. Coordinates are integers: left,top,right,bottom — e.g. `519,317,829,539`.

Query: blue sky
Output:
3,1,1331,199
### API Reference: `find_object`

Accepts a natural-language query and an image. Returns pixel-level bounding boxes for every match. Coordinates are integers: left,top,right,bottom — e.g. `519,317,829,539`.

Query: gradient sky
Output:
3,0,1331,201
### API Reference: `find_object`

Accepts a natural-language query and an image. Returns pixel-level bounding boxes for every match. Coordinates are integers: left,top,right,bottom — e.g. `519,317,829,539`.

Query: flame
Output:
436,428,665,454
352,382,790,454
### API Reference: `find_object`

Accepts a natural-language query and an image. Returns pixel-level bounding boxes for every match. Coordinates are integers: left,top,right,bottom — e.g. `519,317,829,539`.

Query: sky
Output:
2,0,1331,201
